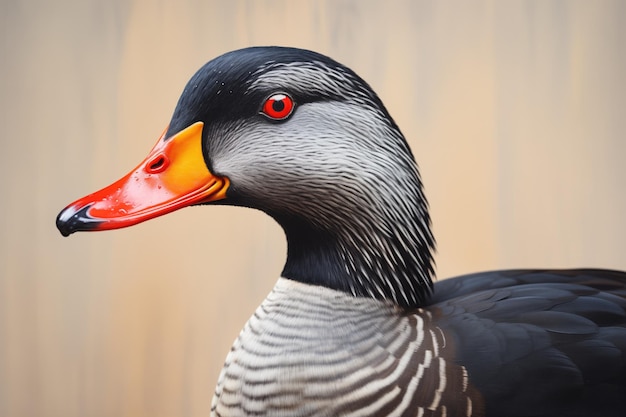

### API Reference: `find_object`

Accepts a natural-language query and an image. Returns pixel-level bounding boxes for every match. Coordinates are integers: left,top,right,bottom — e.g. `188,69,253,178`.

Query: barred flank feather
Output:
211,279,480,417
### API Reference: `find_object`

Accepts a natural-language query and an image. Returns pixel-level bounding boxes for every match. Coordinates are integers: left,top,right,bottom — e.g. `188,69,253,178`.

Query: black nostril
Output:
146,154,169,173
150,157,165,170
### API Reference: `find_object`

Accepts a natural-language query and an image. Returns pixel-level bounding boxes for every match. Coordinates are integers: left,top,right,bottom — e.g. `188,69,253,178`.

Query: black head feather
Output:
166,47,435,308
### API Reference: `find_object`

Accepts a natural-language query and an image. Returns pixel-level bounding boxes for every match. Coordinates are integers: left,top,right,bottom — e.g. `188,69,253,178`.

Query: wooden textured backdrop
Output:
1,1,625,416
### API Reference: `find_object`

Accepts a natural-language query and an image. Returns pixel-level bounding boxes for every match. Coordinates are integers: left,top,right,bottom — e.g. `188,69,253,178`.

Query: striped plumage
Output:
213,278,480,417
57,47,626,416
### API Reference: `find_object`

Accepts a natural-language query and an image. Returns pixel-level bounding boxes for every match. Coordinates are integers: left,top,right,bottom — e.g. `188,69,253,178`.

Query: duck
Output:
56,46,626,417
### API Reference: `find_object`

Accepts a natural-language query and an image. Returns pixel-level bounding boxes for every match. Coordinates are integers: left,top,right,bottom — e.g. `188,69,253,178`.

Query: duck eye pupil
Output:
272,100,285,112
262,93,294,120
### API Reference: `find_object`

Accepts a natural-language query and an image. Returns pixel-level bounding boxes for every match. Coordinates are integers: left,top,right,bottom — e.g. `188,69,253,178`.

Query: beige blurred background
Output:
1,1,625,416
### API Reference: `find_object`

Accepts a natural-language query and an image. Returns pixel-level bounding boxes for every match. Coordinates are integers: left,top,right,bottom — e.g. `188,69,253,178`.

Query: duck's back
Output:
428,269,626,417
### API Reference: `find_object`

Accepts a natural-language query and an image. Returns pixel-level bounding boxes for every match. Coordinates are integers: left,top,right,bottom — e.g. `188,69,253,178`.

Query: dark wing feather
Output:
426,269,626,417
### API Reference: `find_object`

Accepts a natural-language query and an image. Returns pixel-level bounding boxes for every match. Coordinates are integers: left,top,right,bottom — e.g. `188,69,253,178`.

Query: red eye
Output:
262,93,295,120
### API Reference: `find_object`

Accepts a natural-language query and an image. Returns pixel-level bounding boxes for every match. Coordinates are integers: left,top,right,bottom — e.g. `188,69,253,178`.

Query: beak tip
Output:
57,223,73,237
56,206,77,237
56,204,101,236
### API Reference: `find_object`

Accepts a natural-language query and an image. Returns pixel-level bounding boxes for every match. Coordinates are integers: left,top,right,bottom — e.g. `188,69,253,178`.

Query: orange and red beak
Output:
56,122,229,236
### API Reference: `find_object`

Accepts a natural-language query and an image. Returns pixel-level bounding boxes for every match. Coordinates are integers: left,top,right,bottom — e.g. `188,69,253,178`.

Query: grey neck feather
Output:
212,59,436,308
276,124,436,309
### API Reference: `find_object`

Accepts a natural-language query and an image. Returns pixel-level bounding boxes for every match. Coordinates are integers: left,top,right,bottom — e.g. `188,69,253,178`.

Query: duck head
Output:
56,47,435,308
